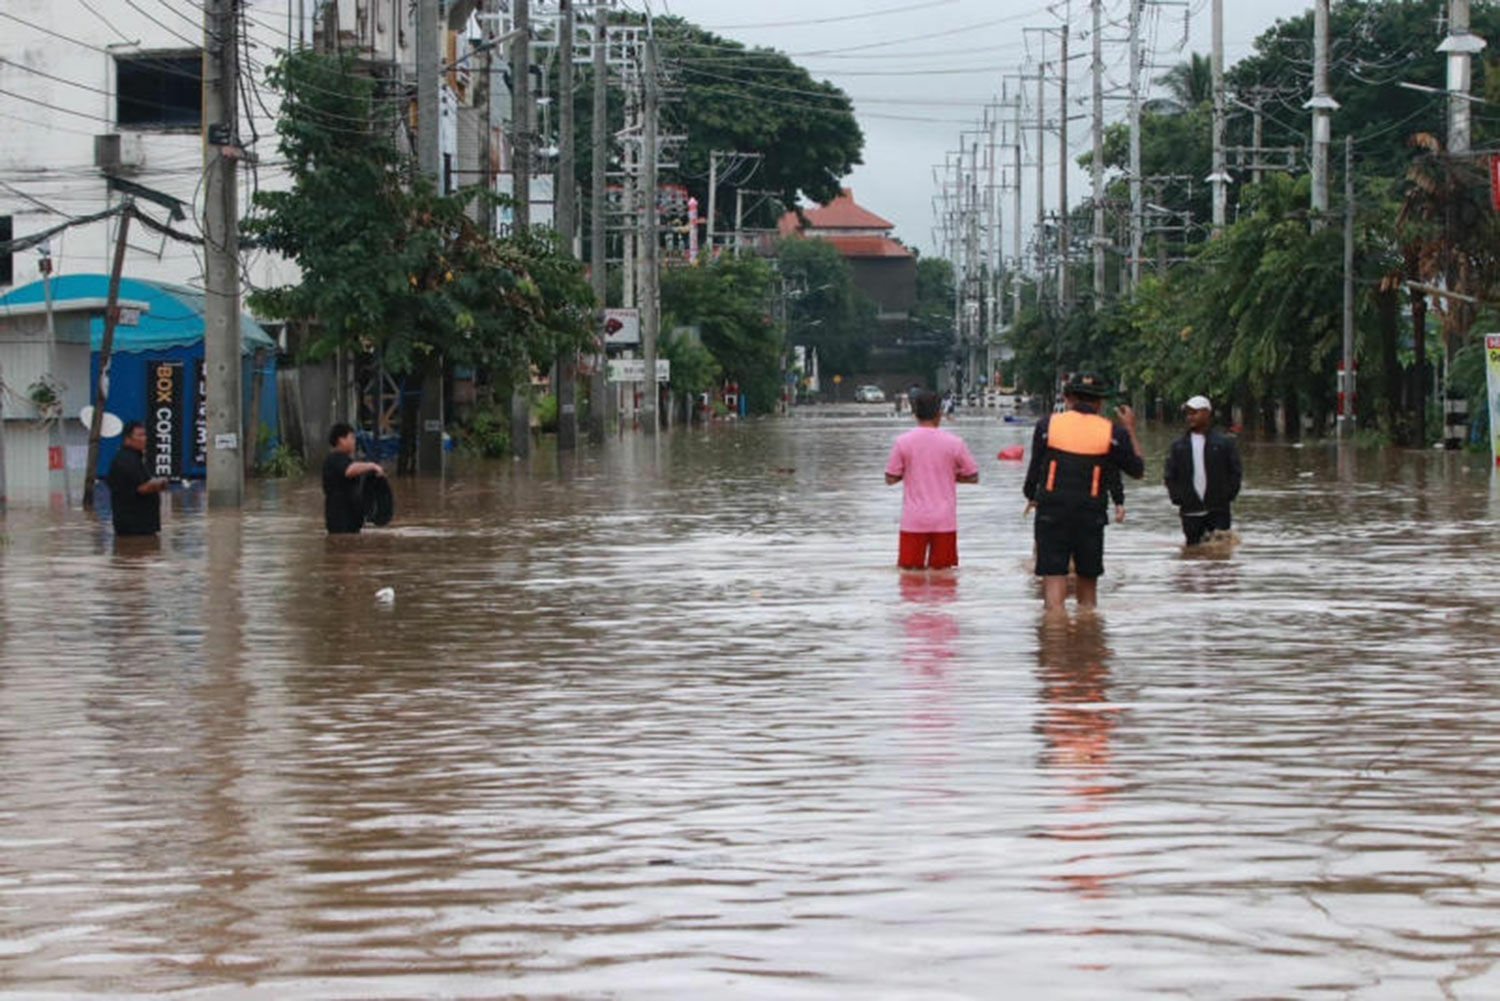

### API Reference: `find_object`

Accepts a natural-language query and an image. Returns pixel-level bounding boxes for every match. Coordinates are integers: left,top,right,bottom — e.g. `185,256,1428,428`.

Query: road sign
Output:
603,308,641,346
607,359,670,383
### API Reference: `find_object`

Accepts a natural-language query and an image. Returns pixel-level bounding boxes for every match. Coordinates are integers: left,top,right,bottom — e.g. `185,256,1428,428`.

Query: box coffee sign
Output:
148,361,185,478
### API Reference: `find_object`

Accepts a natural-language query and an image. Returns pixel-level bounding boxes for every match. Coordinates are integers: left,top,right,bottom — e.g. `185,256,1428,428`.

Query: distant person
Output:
1164,394,1242,545
323,423,386,535
885,389,980,570
1022,373,1144,611
106,420,170,536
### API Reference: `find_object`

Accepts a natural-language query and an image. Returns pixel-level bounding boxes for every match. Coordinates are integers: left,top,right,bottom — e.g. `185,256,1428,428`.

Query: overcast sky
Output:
646,0,1321,255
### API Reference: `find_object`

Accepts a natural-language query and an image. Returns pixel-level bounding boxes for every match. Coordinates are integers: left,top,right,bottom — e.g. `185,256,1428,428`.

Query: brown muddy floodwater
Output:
1,407,1499,999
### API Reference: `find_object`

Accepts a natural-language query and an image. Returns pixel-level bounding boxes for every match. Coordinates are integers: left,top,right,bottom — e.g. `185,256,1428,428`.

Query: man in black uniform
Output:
322,422,386,534
1023,373,1145,612
106,420,169,536
1163,394,1242,545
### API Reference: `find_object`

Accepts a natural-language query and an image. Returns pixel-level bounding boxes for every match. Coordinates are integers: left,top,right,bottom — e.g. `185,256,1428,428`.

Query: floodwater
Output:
2,407,1499,1000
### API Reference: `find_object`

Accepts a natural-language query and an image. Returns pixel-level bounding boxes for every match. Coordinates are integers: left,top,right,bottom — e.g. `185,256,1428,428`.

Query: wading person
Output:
106,420,170,536
1164,394,1242,545
885,389,980,571
1023,373,1144,611
323,423,386,535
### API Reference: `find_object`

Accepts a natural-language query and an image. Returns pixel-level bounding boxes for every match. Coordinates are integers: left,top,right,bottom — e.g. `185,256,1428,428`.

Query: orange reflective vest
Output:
1040,409,1113,509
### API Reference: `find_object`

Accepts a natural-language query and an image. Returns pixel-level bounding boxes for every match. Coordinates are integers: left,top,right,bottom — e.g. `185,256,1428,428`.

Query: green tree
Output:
1154,53,1213,112
661,255,782,412
245,50,594,467
774,238,876,378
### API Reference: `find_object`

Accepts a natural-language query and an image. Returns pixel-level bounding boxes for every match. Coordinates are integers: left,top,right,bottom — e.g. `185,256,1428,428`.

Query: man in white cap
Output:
1163,395,1242,545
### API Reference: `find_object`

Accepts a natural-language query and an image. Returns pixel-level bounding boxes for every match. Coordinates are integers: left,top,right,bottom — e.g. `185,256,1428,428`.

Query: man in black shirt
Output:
323,422,385,534
106,421,169,536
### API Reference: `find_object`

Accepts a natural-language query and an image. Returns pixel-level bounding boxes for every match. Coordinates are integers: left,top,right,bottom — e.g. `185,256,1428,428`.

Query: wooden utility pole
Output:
203,0,243,505
639,28,660,435
83,205,133,510
555,0,579,450
588,1,611,443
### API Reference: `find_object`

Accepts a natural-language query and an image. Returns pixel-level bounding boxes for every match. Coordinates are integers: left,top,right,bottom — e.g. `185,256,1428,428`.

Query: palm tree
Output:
1152,53,1213,114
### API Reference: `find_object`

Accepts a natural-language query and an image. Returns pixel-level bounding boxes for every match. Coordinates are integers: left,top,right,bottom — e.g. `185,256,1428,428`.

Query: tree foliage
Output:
774,237,877,378
661,255,782,412
245,50,594,391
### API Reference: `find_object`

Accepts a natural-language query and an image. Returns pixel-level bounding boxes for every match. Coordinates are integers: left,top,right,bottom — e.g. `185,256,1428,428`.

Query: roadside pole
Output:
82,205,133,510
639,27,660,436
511,0,533,458
587,1,611,443
1341,136,1355,437
415,0,444,473
556,0,579,450
204,0,244,505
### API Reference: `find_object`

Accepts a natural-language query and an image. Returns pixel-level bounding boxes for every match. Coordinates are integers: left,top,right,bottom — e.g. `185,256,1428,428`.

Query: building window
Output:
0,215,12,287
116,52,202,129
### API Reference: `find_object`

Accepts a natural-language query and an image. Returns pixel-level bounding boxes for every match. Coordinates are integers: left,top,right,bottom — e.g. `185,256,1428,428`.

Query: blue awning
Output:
0,274,276,354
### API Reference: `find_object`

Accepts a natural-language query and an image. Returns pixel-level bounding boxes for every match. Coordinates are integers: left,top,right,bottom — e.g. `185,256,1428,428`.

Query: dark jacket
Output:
106,448,161,536
1164,430,1242,512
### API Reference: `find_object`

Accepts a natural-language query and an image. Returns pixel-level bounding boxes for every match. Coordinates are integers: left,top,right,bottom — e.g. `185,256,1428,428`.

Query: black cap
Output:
1063,372,1112,398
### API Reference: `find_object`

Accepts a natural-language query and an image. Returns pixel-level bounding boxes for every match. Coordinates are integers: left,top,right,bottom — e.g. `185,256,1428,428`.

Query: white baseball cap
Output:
1183,395,1212,411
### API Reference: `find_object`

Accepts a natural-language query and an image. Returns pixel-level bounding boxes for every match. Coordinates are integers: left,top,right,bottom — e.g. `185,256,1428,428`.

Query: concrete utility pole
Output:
706,150,720,256
1209,0,1229,232
415,0,444,473
639,29,660,435
1341,135,1355,437
1035,65,1047,283
512,0,532,229
1056,23,1070,310
82,205,133,510
203,0,243,506
1128,0,1143,293
511,0,533,457
1306,0,1337,227
1091,0,1106,305
1011,92,1023,319
555,0,579,450
1441,0,1485,156
588,1,611,444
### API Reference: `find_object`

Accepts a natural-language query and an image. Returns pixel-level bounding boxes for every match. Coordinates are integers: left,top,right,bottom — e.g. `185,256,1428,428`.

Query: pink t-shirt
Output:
886,426,979,533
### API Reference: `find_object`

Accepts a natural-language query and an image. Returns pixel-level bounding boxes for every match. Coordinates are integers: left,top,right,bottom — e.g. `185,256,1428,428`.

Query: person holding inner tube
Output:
1022,373,1144,611
323,422,386,535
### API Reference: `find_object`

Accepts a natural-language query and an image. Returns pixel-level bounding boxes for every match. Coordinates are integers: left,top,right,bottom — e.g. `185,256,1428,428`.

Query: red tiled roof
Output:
778,188,896,234
822,235,913,259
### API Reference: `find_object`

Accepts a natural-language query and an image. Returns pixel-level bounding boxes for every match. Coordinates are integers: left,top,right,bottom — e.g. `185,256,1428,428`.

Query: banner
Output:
1487,334,1500,468
147,360,185,479
193,359,207,469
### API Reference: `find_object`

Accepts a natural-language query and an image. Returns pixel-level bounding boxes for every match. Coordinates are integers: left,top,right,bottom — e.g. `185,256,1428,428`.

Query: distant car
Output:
854,384,886,403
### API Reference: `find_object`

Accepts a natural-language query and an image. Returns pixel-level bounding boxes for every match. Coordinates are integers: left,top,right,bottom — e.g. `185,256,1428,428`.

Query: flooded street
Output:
2,407,1499,999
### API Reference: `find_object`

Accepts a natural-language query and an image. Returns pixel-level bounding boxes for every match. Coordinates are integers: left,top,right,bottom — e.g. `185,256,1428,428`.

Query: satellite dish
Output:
79,405,124,438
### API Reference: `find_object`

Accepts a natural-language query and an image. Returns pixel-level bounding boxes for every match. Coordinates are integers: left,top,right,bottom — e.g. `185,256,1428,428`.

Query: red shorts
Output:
899,531,959,570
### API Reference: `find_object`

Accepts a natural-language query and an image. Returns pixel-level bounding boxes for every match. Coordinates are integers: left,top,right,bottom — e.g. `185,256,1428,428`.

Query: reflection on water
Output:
2,415,1500,998
1035,616,1118,900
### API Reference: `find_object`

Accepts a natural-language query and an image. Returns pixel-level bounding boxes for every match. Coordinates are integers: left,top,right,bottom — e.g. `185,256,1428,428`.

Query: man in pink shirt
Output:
885,389,980,570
